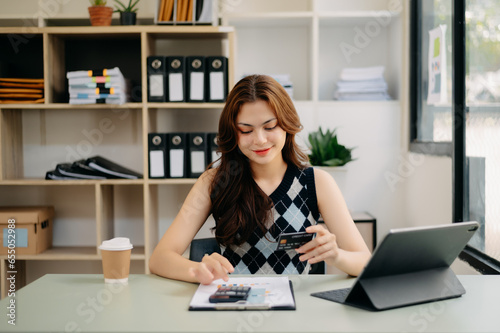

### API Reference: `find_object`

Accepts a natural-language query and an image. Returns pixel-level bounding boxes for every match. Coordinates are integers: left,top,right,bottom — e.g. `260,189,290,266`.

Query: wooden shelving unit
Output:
0,25,235,298
221,0,404,102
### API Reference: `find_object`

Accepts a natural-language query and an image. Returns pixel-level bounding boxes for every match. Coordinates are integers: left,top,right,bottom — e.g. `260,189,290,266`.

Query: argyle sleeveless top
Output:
221,164,320,274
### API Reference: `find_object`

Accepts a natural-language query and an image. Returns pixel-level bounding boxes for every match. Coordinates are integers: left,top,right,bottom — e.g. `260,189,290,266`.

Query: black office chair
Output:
189,237,325,274
189,237,221,262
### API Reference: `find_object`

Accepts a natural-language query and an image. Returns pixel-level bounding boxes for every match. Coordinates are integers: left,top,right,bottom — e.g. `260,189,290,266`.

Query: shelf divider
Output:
0,109,23,180
144,184,159,274
96,183,114,252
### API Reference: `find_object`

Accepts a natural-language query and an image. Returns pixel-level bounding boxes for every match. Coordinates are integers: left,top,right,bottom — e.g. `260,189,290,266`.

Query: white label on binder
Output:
190,72,204,101
211,151,221,168
150,74,163,97
170,149,184,177
191,151,205,173
149,150,165,177
169,73,184,101
210,72,224,100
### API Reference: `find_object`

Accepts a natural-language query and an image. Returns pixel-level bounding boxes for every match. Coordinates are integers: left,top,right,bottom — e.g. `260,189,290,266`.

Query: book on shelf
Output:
156,0,216,25
68,96,126,105
0,80,44,89
67,67,128,105
68,76,125,85
333,91,392,101
85,156,142,179
0,92,43,98
55,162,108,180
68,87,119,95
339,66,386,81
69,93,125,99
46,164,105,180
69,93,126,100
46,156,142,180
68,81,125,89
66,68,123,79
0,78,45,104
46,170,80,180
334,66,392,101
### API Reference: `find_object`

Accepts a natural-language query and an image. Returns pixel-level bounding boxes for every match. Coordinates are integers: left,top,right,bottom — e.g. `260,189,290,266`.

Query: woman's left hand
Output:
295,225,340,267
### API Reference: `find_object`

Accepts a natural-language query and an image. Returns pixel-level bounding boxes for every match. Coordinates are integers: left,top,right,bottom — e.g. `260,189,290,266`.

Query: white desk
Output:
0,274,498,332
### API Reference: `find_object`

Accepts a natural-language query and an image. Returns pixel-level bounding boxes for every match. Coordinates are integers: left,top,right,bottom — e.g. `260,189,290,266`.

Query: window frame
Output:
409,0,500,274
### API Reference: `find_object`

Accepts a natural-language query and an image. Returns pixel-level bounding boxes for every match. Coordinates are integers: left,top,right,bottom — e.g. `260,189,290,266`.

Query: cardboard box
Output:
0,206,54,255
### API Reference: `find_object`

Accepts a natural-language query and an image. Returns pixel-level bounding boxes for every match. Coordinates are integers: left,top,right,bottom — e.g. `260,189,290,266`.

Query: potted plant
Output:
114,0,140,25
307,127,355,193
88,0,113,26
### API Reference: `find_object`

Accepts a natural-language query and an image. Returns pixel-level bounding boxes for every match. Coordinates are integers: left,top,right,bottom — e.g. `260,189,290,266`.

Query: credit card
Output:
275,231,314,251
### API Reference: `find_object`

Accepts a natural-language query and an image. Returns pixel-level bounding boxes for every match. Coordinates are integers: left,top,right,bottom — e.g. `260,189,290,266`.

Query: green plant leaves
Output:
307,127,355,166
113,0,139,12
89,0,108,6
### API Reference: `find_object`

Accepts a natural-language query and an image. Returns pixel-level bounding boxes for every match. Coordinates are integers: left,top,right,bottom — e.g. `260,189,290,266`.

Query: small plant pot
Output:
88,6,113,26
120,12,137,25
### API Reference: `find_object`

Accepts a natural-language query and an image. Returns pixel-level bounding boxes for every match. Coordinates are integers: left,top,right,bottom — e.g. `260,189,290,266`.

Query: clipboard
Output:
189,277,296,311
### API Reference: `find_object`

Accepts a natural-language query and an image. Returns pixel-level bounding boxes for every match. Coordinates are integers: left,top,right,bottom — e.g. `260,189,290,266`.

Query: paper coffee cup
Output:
99,237,133,284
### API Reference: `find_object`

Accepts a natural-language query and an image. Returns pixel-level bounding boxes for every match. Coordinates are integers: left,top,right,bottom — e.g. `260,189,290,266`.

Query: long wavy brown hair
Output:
210,75,309,246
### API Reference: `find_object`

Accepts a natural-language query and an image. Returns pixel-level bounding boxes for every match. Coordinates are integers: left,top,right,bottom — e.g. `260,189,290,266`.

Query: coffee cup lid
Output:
99,237,133,251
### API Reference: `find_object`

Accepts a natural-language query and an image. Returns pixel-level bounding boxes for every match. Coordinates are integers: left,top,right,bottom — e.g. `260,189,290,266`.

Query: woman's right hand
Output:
188,253,235,285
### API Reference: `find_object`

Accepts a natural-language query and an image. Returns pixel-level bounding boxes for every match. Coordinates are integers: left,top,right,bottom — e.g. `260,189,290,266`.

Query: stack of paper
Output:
67,67,127,105
0,78,44,104
334,66,391,101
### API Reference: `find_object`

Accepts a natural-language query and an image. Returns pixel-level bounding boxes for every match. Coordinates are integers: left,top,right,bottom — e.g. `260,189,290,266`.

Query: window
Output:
410,0,500,273
410,0,453,156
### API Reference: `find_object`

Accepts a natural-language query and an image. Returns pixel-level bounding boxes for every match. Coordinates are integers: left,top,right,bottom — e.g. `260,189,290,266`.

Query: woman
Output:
149,75,370,285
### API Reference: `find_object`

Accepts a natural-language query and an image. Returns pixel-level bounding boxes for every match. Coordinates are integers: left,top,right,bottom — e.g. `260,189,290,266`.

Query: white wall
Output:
403,154,453,227
296,101,405,242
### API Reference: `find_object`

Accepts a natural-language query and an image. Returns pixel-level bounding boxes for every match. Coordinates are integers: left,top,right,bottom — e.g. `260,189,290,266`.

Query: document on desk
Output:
188,276,296,311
